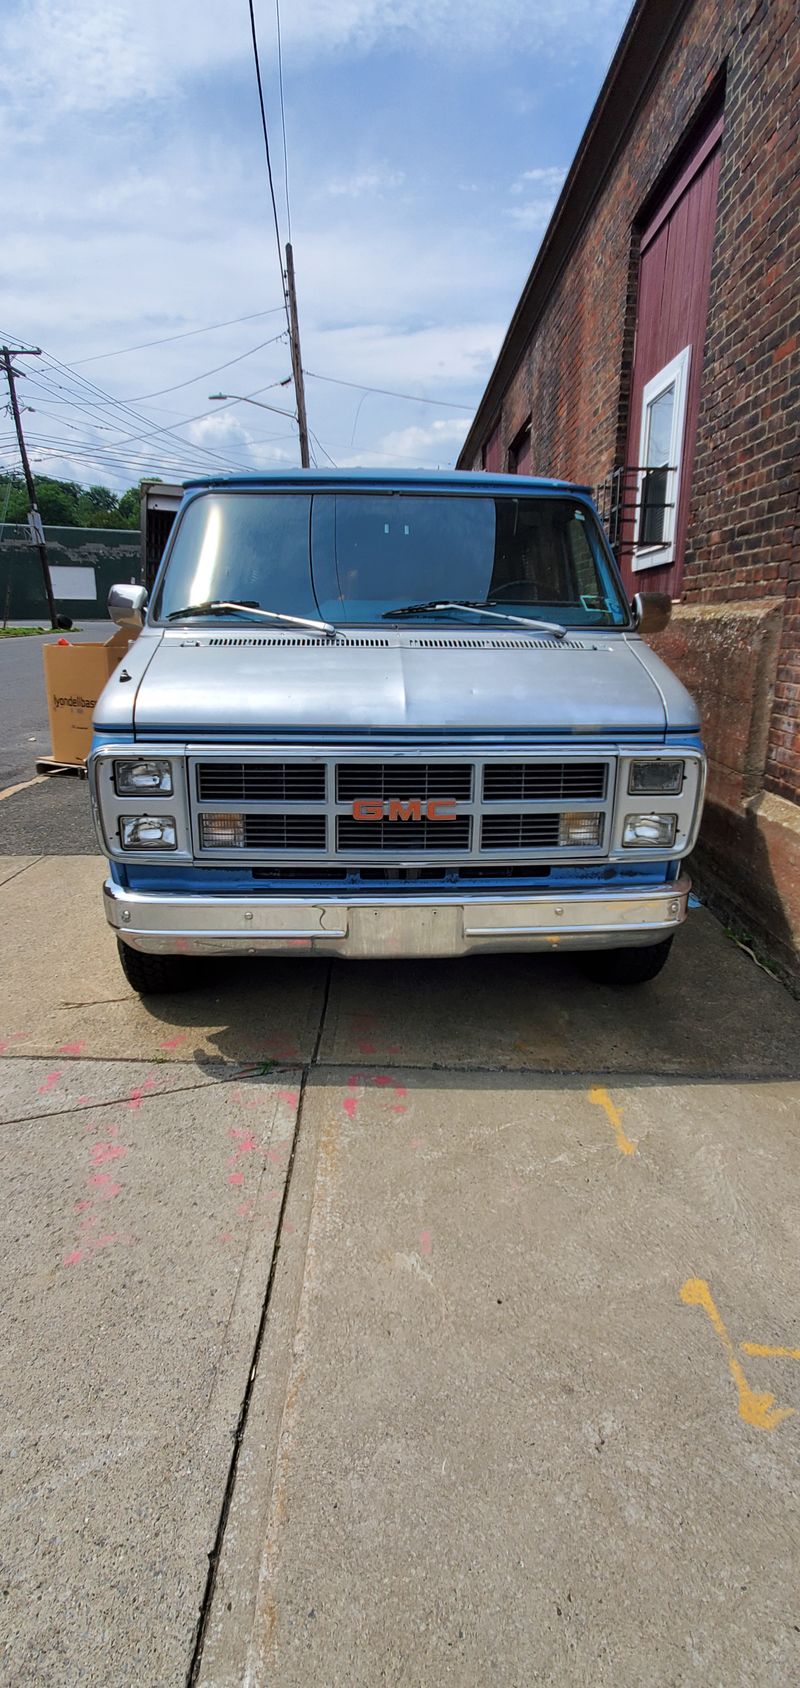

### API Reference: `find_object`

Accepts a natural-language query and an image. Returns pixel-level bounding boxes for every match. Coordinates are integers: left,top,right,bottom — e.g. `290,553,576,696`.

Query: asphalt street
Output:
0,623,113,851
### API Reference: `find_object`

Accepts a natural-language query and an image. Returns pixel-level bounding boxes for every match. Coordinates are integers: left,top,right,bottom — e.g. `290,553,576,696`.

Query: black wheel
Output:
580,936,673,986
117,939,195,996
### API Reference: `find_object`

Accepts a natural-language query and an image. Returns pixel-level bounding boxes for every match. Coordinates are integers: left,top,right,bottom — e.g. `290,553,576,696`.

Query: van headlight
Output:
622,813,677,848
115,758,173,796
120,815,178,849
628,759,684,795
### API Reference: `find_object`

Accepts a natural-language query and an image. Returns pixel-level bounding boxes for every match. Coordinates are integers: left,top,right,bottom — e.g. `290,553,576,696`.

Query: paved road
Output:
1,852,799,1686
0,623,113,851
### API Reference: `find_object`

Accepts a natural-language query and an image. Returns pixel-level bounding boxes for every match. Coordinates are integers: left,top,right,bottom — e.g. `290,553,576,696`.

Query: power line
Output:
247,0,291,336
11,352,250,473
33,348,254,473
23,367,250,475
275,0,292,241
302,369,475,409
125,333,287,401
247,1,311,469
308,428,338,468
68,306,286,366
21,358,290,456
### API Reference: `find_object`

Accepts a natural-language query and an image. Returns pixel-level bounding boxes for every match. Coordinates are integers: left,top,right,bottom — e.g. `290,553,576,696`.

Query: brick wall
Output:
463,0,800,979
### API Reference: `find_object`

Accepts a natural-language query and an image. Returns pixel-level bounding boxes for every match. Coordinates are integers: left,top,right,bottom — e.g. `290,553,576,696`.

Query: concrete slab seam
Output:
186,961,334,1686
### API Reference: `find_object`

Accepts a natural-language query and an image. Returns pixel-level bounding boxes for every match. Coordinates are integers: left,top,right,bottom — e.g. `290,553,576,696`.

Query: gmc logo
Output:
352,798,458,822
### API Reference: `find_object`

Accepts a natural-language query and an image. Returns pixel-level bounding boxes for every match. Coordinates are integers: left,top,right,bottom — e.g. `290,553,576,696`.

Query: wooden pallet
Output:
35,756,88,779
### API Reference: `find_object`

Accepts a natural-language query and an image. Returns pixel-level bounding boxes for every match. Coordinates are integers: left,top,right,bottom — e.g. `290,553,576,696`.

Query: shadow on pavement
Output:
134,907,800,1083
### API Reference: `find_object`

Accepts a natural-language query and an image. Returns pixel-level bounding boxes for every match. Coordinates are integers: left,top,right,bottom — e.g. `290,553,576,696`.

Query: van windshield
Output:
154,490,629,629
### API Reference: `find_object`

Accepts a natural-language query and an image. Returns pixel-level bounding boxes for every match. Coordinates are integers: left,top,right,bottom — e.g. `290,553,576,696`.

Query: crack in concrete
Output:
0,854,42,885
0,1073,281,1131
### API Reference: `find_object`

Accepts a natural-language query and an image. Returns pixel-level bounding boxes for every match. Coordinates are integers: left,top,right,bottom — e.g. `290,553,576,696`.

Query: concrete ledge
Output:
692,788,800,992
651,598,783,810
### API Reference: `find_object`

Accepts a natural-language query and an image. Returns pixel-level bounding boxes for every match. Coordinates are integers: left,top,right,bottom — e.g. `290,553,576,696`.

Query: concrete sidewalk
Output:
1,855,799,1686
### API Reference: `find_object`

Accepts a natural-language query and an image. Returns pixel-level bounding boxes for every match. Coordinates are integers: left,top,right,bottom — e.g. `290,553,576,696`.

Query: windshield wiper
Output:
382,600,567,638
166,600,337,635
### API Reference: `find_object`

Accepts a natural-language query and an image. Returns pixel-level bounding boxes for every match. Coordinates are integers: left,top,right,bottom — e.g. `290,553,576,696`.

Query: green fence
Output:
0,525,142,622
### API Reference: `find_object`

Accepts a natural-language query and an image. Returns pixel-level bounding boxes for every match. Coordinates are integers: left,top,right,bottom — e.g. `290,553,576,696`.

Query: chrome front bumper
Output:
105,875,691,959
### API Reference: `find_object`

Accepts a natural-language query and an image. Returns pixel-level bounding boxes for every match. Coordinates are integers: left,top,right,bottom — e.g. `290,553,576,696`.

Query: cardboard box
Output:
42,629,137,766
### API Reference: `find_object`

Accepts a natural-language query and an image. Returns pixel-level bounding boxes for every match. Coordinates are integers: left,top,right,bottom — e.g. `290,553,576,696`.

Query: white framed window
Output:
633,345,691,571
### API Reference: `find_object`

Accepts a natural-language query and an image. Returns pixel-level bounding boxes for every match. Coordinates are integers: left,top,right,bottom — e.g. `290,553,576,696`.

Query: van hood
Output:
95,628,699,738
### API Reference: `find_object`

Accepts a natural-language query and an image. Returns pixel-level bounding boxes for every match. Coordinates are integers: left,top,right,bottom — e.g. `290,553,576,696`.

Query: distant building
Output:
459,0,799,985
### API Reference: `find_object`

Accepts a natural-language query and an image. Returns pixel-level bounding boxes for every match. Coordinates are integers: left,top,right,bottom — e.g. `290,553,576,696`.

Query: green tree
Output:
2,473,140,530
117,487,140,527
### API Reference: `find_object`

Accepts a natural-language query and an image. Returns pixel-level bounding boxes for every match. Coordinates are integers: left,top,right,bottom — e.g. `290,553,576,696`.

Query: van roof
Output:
181,468,593,497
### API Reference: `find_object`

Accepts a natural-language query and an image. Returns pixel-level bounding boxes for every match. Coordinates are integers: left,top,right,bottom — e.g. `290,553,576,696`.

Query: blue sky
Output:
0,0,631,491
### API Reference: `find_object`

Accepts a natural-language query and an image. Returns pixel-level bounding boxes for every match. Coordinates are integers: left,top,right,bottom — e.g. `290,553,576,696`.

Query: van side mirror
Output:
108,583,148,629
632,591,672,636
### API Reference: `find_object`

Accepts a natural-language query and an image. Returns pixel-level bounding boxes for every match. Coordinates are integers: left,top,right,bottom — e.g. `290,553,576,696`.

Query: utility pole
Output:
284,243,311,469
1,346,62,630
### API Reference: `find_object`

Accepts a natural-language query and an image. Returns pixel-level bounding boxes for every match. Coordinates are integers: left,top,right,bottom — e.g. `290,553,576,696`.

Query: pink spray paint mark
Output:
90,1173,123,1199
372,1074,393,1087
228,1171,244,1186
420,1230,432,1257
0,1032,27,1054
393,1085,408,1098
392,1105,408,1115
128,1087,144,1109
230,1127,260,1154
77,1096,92,1107
278,1089,299,1107
58,1041,86,1056
357,1040,377,1054
160,1035,188,1050
343,1096,359,1119
63,1249,83,1267
37,1070,63,1095
89,1142,127,1166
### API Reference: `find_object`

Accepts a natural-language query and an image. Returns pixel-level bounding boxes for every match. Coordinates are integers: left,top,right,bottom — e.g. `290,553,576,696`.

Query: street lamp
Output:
209,388,295,420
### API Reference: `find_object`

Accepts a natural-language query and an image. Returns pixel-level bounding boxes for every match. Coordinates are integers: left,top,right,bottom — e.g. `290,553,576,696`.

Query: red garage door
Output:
622,111,723,597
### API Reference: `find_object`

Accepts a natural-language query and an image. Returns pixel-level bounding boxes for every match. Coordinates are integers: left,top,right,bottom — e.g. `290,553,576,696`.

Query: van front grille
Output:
243,815,326,850
191,752,614,862
483,761,606,801
336,762,472,801
197,761,325,802
337,817,471,853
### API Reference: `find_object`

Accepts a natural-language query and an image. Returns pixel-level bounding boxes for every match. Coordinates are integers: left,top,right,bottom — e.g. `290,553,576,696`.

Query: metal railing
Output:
595,464,675,559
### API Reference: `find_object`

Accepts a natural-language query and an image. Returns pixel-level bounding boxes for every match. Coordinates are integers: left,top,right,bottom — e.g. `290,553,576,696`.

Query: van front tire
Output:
580,936,673,986
117,939,194,996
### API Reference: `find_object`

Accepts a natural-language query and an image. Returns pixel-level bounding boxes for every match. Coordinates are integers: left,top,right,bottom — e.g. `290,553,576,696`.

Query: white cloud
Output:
326,168,406,198
335,415,473,468
507,165,567,233
0,1,629,114
510,166,567,196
